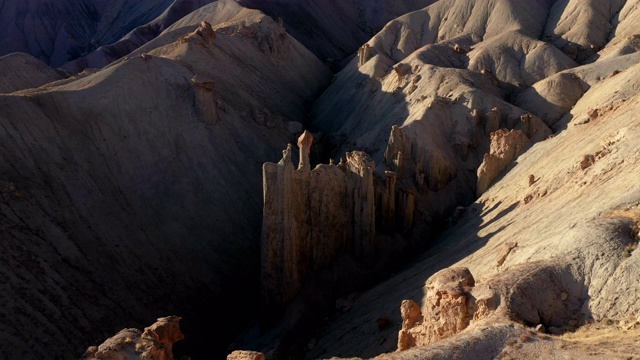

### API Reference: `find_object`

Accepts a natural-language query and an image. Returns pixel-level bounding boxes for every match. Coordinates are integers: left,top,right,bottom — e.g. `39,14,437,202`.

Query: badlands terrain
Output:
0,0,639,359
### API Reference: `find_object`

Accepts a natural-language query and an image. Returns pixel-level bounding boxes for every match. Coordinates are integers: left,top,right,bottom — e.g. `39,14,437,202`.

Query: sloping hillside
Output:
62,0,219,73
0,2,329,358
0,0,175,66
64,0,436,73
307,59,640,360
1,0,639,359
296,0,640,358
0,52,64,93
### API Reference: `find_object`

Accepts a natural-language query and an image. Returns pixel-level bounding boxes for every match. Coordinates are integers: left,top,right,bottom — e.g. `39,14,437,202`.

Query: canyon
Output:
0,1,639,359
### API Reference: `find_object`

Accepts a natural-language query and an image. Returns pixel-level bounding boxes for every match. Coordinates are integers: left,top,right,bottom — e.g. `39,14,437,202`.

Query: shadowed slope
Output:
0,3,330,358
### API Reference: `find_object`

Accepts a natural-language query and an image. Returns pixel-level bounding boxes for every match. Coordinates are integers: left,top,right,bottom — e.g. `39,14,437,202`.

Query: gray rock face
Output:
0,0,174,66
398,262,587,352
476,129,530,196
82,316,184,360
0,3,331,358
238,0,436,67
62,0,219,73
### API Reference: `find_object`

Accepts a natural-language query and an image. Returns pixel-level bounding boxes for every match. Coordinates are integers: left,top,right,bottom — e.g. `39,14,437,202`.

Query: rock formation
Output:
309,63,640,355
2,1,640,359
398,268,476,350
82,316,184,360
476,129,530,196
261,131,375,313
358,44,373,66
476,112,552,196
227,350,266,360
397,262,587,352
180,21,216,46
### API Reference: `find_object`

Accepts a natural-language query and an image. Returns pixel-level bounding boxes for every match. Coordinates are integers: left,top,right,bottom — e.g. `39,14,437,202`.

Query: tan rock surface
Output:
2,1,640,359
304,4,640,358
227,350,266,360
83,316,184,360
476,129,530,196
311,0,565,252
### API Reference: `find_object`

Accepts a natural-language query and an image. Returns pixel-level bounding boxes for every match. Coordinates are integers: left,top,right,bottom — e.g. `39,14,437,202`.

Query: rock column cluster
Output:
261,131,375,313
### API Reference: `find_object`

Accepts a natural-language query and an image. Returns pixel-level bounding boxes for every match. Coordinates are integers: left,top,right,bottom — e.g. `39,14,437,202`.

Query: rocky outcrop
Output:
398,268,476,350
516,113,553,143
379,124,457,233
476,129,530,196
179,21,216,46
398,263,586,352
476,112,552,196
227,350,266,360
261,131,375,312
358,44,374,66
82,316,184,360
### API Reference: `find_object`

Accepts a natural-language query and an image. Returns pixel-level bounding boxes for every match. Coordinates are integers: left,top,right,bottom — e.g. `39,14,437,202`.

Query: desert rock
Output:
261,135,375,313
477,129,530,196
83,316,184,360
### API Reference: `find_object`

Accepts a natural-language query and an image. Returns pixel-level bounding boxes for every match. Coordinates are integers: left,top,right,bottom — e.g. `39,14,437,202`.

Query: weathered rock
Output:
397,268,476,350
517,113,553,143
496,242,518,266
422,268,476,342
398,300,423,351
227,350,266,360
485,107,502,135
397,262,586,352
381,171,398,230
384,124,457,193
393,63,412,77
261,135,375,313
297,130,314,170
358,43,373,66
180,21,216,46
580,154,595,170
0,3,332,357
400,300,422,329
83,316,184,360
477,129,530,196
397,299,422,350
139,316,185,360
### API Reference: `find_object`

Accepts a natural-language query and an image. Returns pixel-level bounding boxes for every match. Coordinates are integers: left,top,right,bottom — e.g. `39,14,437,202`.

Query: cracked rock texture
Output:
261,132,375,313
82,316,184,360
